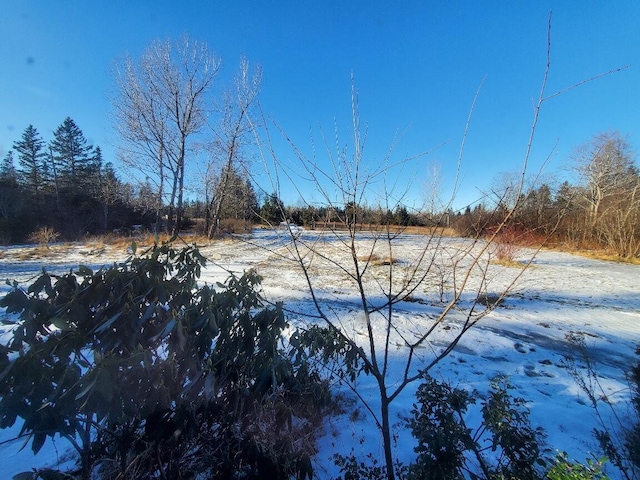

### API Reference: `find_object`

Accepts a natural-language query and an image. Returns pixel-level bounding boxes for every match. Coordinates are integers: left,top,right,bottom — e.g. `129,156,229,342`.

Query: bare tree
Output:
205,57,262,237
573,131,637,228
257,78,532,480
250,14,627,480
113,36,220,233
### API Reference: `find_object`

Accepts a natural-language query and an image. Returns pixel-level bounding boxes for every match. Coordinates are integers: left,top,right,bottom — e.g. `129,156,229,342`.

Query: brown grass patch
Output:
17,245,66,260
568,249,640,265
357,253,398,266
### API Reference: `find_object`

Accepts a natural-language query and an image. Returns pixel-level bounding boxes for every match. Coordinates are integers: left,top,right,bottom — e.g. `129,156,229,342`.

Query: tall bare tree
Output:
206,57,262,237
113,36,220,233
573,131,637,228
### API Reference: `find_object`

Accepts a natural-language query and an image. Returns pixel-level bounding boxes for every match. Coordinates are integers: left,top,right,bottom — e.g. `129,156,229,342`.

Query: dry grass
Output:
357,253,399,266
541,237,640,264
567,248,640,265
82,233,214,252
17,245,63,260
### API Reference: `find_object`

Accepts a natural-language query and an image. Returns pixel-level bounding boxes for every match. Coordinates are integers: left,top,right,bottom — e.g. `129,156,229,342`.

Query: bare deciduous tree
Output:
251,13,626,480
573,131,637,227
205,57,262,237
571,131,640,257
113,36,220,233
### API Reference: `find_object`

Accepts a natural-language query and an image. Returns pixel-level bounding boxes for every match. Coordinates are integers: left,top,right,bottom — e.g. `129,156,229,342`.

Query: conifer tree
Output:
13,125,47,197
0,151,18,185
49,117,95,193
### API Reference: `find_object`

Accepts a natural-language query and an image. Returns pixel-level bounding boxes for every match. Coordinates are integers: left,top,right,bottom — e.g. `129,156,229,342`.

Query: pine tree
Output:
13,125,47,197
49,117,95,193
0,151,18,186
213,165,259,221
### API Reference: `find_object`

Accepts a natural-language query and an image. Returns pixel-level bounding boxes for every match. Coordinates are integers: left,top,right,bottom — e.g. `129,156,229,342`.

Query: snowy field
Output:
0,230,639,478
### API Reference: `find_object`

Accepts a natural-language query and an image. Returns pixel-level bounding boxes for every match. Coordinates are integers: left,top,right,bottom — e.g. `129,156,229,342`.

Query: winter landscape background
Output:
0,230,638,478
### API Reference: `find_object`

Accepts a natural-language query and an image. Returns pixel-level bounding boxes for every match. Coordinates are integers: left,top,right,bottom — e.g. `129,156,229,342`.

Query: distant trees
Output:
573,131,636,226
0,119,141,241
0,151,25,243
260,192,286,225
449,130,640,259
113,36,221,234
571,131,640,257
210,165,259,223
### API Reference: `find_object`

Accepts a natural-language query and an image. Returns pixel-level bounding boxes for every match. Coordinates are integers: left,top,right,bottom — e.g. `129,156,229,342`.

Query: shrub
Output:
565,335,640,478
0,240,328,480
407,375,546,480
546,452,610,480
27,226,60,248
491,227,522,265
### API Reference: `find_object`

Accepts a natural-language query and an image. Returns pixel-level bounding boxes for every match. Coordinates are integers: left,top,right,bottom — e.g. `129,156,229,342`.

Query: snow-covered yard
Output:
1,231,638,478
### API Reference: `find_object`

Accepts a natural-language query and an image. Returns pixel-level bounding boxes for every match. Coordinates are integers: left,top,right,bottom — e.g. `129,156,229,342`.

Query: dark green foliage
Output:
480,377,545,479
546,452,610,480
289,325,370,382
408,377,475,480
407,375,546,480
13,124,48,197
50,117,97,193
333,451,408,480
260,192,286,225
0,241,329,479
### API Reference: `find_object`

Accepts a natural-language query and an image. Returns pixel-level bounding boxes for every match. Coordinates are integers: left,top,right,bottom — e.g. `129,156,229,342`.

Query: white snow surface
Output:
0,230,639,478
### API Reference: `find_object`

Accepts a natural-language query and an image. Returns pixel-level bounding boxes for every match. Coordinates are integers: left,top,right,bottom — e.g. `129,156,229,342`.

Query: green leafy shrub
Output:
333,451,408,480
407,375,546,480
546,452,609,480
0,241,328,479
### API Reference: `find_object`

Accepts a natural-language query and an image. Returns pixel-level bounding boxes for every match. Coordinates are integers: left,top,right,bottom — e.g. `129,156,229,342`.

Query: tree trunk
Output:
380,389,395,480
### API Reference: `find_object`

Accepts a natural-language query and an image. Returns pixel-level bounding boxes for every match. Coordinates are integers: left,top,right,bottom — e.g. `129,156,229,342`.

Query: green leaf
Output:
75,375,98,401
12,472,37,480
0,289,28,314
94,311,122,334
153,318,176,342
31,431,46,454
77,265,93,277
27,274,51,295
49,317,73,331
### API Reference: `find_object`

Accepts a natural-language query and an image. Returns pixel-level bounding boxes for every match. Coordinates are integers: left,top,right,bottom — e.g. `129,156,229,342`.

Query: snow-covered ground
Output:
1,231,638,478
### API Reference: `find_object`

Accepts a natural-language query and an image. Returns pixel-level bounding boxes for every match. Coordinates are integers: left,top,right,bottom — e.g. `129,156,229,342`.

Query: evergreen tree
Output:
214,166,259,221
260,192,285,225
0,151,18,185
0,151,26,242
13,125,47,197
91,146,105,199
49,117,95,192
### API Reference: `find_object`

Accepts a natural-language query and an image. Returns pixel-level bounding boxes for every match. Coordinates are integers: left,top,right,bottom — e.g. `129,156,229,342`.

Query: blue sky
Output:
1,1,639,210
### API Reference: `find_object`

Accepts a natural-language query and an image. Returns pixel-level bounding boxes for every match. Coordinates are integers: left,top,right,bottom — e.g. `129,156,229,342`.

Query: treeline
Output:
478,131,640,259
2,120,638,258
0,119,139,242
0,119,262,242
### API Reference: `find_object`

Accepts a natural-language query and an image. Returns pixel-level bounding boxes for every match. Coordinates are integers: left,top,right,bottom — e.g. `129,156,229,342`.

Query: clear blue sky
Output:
1,1,638,211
